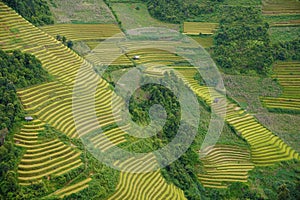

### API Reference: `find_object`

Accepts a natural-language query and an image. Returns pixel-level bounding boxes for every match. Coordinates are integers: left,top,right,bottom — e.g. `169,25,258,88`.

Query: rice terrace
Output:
0,0,299,199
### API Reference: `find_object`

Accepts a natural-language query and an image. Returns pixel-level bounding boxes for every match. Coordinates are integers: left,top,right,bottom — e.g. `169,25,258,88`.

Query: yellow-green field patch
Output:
262,0,300,15
183,22,218,35
41,24,123,41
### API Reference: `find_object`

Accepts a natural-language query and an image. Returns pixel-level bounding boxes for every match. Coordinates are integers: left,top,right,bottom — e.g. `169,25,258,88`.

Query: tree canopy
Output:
143,0,218,23
213,7,273,74
1,0,54,26
0,49,49,130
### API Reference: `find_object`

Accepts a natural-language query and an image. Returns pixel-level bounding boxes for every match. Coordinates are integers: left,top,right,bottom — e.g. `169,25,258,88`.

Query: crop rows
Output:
108,154,186,200
183,22,218,35
131,55,299,168
120,48,298,166
262,0,300,15
17,79,124,138
14,120,83,186
271,19,300,27
0,3,130,197
2,2,299,195
261,62,300,112
90,124,130,152
86,40,133,66
41,24,123,41
52,178,92,198
172,66,300,165
198,145,254,188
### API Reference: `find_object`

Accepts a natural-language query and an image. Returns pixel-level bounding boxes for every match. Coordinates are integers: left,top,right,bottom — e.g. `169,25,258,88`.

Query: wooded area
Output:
0,50,49,131
1,0,54,26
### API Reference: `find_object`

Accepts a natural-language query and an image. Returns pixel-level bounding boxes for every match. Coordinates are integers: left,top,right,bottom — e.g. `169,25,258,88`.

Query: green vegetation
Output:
213,7,273,75
0,136,22,199
262,0,300,15
183,22,218,35
0,50,49,130
55,34,73,49
0,50,49,199
269,27,300,43
1,121,119,199
143,0,219,23
247,160,300,200
129,83,180,139
1,0,54,26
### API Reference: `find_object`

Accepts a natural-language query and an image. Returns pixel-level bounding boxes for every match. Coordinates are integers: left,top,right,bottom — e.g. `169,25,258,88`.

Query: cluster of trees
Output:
0,50,49,131
213,7,300,74
2,0,54,26
0,140,21,199
213,7,274,74
272,39,300,61
56,35,73,49
142,0,220,23
128,73,181,141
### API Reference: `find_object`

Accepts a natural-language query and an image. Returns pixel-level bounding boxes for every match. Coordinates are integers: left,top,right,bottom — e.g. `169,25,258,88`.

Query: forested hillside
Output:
0,50,49,130
142,0,218,23
1,0,53,26
213,7,273,74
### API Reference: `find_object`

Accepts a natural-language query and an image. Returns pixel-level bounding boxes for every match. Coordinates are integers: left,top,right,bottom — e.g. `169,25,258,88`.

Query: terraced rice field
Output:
108,154,186,200
129,49,184,64
85,40,133,66
17,80,124,139
191,36,214,48
262,0,300,15
90,124,130,152
270,19,300,27
183,22,218,35
198,145,254,189
14,120,83,186
1,1,299,194
52,178,92,198
175,67,300,166
261,62,300,112
0,3,186,197
41,24,123,41
0,2,130,196
125,48,299,168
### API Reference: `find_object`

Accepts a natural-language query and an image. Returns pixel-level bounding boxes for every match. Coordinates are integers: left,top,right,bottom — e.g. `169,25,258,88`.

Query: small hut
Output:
25,116,33,121
133,55,140,60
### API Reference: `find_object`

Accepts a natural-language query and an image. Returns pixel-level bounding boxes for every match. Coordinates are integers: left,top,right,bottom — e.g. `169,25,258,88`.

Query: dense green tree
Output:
56,34,62,41
213,7,273,74
0,49,49,130
272,39,300,61
62,36,67,44
143,0,217,23
67,40,74,49
1,0,54,26
278,184,291,200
